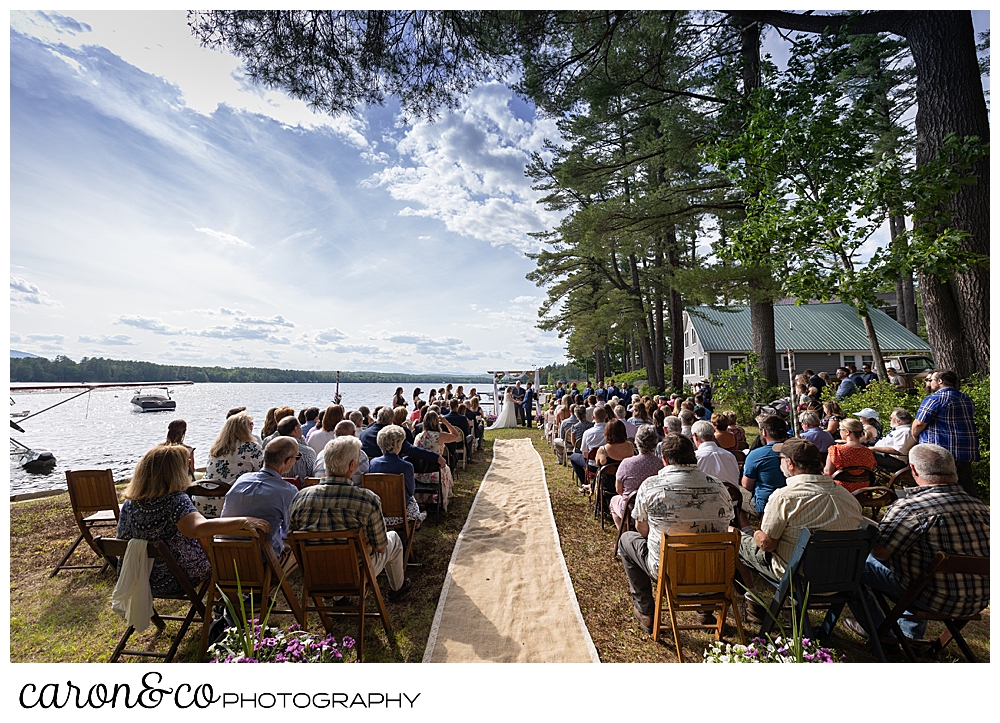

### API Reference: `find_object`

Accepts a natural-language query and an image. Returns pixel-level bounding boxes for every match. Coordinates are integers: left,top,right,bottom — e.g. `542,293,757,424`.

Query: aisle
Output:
423,437,599,663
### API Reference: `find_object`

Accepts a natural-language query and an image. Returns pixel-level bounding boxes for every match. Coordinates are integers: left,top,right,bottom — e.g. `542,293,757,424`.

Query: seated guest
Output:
843,444,989,641
693,395,712,421
301,407,320,438
567,405,593,454
306,404,343,454
315,420,369,484
204,413,263,486
445,398,473,458
870,408,915,473
615,405,638,440
822,401,846,436
275,415,317,483
360,406,444,471
854,408,883,445
617,435,733,633
466,396,485,451
737,438,863,616
691,420,740,487
663,414,682,437
409,399,425,423
742,415,788,515
289,436,411,602
260,407,279,440
609,425,663,529
358,406,373,428
392,406,414,445
711,413,737,451
824,418,876,493
261,406,295,448
678,409,696,439
651,409,666,441
571,406,608,493
798,411,835,454
413,412,460,513
118,445,270,595
348,410,365,437
724,411,748,451
368,424,426,523
593,419,635,498
221,436,299,558
165,419,196,480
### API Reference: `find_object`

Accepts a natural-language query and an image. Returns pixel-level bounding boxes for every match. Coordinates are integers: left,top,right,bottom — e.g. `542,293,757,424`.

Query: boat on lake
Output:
130,389,177,412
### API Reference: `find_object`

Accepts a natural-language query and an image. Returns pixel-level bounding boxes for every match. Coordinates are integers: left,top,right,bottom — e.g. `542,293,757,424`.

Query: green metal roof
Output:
687,303,931,353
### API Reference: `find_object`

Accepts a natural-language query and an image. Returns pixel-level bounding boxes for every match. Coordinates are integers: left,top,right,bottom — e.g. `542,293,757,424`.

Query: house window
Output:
842,354,855,368
691,328,697,345
728,356,747,370
781,353,793,371
684,331,689,348
684,358,695,375
698,358,705,377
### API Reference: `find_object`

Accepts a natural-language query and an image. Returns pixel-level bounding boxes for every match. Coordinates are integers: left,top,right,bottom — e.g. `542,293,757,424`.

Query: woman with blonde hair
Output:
824,417,876,493
414,410,460,512
203,412,263,485
117,444,270,595
306,404,344,453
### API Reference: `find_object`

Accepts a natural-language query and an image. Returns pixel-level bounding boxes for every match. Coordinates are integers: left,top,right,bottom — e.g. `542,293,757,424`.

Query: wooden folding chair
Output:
890,466,916,489
198,534,304,661
612,491,638,560
583,447,599,500
593,462,619,529
287,530,397,663
361,473,416,565
723,481,751,530
832,466,877,494
303,477,323,487
874,551,989,663
411,461,443,522
283,476,302,490
94,537,208,663
852,486,898,520
652,531,746,662
51,469,120,577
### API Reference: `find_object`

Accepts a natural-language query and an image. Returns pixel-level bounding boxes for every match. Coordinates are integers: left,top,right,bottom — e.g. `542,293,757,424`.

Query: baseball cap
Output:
772,437,823,468
854,408,880,421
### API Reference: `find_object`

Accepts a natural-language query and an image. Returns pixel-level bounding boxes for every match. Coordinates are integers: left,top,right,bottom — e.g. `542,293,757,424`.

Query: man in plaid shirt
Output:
845,444,989,641
289,435,412,601
912,370,980,496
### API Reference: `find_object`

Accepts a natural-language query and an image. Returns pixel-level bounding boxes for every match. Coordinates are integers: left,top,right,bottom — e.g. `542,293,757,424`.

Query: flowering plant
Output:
704,636,840,663
483,413,497,425
332,392,343,405
206,562,354,663
210,621,355,663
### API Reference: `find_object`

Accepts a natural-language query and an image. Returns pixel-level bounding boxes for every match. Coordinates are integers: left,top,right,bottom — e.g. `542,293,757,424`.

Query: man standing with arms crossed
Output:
911,370,980,497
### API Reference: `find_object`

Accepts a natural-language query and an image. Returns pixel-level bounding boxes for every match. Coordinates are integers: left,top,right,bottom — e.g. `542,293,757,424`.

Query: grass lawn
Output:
10,427,989,663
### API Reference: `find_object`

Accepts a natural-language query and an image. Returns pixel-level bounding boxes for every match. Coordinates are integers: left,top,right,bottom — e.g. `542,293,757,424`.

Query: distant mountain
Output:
10,350,44,359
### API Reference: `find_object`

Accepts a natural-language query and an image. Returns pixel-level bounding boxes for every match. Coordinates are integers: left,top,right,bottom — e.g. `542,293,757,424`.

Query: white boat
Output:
130,389,176,412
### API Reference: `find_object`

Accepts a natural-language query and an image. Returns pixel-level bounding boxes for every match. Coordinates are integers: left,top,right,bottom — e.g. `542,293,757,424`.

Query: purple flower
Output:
342,636,356,649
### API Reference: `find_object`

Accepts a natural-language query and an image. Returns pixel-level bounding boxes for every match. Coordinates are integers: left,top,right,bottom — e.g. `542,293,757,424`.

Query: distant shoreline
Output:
9,355,499,385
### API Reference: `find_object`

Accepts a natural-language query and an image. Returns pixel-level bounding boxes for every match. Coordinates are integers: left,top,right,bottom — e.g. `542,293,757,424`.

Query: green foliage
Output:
8,356,491,385
711,352,772,424
833,381,923,421
962,375,990,498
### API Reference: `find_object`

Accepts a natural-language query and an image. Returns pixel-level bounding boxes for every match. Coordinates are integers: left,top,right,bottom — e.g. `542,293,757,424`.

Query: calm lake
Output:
9,382,497,496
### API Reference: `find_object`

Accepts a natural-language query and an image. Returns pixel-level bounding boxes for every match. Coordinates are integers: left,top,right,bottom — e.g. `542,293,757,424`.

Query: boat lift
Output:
9,381,194,472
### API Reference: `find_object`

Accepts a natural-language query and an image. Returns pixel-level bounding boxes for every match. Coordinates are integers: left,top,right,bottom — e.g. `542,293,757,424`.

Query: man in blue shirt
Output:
912,370,980,496
835,367,858,399
742,416,788,515
221,436,299,557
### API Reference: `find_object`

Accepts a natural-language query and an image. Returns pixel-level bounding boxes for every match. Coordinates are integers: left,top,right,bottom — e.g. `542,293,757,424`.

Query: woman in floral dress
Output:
413,411,461,512
198,412,263,517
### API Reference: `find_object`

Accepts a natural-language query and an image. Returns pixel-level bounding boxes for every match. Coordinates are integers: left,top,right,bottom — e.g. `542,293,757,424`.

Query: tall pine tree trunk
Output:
666,227,685,391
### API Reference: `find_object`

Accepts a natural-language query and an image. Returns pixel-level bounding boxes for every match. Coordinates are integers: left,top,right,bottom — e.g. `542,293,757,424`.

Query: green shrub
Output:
963,374,989,499
711,352,773,425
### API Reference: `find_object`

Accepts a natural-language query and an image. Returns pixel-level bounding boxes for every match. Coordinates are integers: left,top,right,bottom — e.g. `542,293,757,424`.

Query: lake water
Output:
8,382,497,496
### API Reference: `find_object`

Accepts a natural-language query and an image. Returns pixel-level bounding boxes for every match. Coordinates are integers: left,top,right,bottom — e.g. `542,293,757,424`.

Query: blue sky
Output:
8,10,990,374
9,10,568,374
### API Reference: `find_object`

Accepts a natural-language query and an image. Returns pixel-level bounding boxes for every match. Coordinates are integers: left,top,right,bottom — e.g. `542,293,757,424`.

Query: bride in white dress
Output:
488,387,519,429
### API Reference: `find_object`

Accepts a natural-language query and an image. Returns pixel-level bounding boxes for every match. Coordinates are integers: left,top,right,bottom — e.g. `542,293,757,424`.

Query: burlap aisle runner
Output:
423,437,599,663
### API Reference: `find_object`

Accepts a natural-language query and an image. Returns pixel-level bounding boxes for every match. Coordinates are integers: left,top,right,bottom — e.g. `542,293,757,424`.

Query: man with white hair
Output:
842,443,989,642
289,435,411,602
615,404,638,440
691,420,740,487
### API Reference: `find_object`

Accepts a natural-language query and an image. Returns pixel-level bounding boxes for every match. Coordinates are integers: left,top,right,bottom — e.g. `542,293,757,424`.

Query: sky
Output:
9,10,569,374
7,10,990,374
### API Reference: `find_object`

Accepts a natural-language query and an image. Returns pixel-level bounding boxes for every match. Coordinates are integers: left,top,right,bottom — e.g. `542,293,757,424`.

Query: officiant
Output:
521,381,535,428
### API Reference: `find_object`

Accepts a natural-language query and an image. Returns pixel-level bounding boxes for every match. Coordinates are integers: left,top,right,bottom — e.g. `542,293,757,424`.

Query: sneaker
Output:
841,616,869,640
696,611,717,626
387,578,412,603
633,603,654,635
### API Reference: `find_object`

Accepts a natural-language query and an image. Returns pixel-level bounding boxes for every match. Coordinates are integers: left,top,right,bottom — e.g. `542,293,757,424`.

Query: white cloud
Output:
194,227,252,248
10,275,62,307
510,295,538,304
364,83,565,252
310,328,349,345
78,334,138,345
114,315,184,335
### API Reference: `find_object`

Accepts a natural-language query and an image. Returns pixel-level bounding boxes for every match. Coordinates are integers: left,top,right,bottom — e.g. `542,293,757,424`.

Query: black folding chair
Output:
760,527,886,663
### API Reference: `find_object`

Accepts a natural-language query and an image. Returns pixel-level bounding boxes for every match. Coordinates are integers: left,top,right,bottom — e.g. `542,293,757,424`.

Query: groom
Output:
521,381,535,428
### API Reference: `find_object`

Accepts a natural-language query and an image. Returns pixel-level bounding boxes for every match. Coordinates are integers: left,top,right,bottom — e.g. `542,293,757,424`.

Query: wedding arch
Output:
487,369,541,419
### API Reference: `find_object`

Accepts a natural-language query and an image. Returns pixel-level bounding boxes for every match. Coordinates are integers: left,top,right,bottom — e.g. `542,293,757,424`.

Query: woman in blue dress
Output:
117,444,271,595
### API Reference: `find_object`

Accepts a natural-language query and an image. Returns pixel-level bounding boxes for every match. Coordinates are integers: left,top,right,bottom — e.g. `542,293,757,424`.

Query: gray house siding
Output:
709,350,866,382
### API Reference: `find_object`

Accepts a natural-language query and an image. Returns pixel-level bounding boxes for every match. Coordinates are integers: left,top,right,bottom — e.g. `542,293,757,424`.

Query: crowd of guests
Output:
545,370,988,647
115,387,487,605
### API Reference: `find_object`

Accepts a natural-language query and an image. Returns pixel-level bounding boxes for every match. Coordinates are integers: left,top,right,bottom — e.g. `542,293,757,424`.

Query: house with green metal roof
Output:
682,303,931,384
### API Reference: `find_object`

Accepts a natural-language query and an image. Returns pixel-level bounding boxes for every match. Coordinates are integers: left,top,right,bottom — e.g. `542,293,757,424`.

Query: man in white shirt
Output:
691,420,741,487
870,407,916,473
615,404,638,440
570,406,608,488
